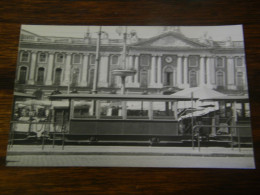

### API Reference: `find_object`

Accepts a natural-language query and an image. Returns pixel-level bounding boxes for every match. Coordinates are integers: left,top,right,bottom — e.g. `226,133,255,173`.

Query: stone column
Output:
129,55,134,69
80,53,89,87
64,52,72,85
227,56,235,90
183,55,188,87
28,51,37,85
45,51,54,85
150,55,156,86
134,55,139,84
210,56,216,86
206,56,212,88
199,56,206,86
129,55,134,83
157,55,162,85
177,55,182,87
98,54,109,87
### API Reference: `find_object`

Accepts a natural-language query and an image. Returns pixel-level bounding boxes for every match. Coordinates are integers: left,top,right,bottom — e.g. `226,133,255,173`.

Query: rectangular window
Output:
100,100,122,119
56,53,64,63
236,72,243,86
90,54,96,65
188,56,199,67
20,52,29,62
72,100,95,119
236,57,243,67
140,54,150,66
216,57,224,67
73,54,81,64
38,53,47,63
153,101,175,119
126,101,149,119
111,55,119,65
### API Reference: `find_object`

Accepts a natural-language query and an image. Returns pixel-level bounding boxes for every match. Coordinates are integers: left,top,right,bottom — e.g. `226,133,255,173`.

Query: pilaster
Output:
199,56,206,86
79,53,89,87
45,51,55,85
28,51,37,85
177,55,182,86
183,55,188,88
63,52,72,86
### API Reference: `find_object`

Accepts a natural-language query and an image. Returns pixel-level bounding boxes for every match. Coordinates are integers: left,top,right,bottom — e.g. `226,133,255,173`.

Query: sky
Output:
21,25,244,41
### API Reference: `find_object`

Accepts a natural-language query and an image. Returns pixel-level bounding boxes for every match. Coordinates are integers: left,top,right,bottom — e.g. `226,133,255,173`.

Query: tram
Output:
48,93,192,144
9,91,252,147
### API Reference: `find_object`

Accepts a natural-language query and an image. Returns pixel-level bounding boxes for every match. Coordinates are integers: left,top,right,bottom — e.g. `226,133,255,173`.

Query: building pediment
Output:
130,31,208,49
20,29,50,42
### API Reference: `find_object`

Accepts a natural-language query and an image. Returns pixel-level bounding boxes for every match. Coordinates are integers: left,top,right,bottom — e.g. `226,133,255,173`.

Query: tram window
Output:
236,102,250,120
126,101,149,119
153,101,175,119
99,100,122,119
245,103,250,118
54,109,69,123
72,100,95,118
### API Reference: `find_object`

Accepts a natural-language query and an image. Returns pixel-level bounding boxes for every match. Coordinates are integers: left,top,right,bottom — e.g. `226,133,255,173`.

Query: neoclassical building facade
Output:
15,28,247,98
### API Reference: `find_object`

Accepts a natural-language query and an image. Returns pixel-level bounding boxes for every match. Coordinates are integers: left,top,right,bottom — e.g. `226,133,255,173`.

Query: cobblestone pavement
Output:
5,145,255,168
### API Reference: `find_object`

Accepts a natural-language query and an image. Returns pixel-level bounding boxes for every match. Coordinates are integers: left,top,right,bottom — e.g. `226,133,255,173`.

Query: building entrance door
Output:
164,66,174,86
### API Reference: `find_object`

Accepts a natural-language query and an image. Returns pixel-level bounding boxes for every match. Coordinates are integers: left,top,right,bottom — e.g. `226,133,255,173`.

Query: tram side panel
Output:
69,120,179,139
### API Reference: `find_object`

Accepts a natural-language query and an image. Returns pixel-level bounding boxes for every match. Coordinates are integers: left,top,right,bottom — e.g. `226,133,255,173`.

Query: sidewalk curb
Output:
7,151,254,157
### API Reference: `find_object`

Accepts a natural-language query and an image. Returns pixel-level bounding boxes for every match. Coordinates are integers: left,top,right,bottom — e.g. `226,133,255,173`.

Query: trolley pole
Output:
120,27,127,95
92,26,102,94
191,92,194,149
122,26,127,70
92,26,102,116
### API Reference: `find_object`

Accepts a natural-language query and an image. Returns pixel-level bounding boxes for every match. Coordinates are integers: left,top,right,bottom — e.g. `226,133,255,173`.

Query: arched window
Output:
20,51,29,62
71,68,79,86
140,69,148,88
54,68,62,85
163,66,174,86
37,67,45,85
216,71,225,87
189,70,197,87
19,66,27,84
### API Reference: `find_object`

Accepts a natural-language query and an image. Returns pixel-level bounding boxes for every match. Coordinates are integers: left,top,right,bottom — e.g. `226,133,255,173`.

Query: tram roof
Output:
49,93,194,101
200,94,249,102
14,92,36,98
173,87,249,102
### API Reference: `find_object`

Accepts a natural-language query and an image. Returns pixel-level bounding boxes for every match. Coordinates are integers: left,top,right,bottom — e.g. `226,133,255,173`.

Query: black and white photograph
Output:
6,25,255,168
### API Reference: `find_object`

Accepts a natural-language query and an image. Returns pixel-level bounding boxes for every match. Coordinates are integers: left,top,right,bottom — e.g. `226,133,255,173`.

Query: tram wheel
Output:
150,137,160,144
89,136,97,142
